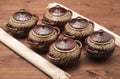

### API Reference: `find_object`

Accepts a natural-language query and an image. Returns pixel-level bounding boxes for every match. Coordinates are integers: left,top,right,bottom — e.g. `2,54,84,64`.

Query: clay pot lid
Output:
49,5,67,17
55,37,76,51
13,9,32,21
90,29,113,43
33,23,53,35
69,17,89,29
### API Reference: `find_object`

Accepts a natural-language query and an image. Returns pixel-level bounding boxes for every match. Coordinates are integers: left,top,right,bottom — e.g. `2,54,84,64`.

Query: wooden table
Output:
0,0,120,79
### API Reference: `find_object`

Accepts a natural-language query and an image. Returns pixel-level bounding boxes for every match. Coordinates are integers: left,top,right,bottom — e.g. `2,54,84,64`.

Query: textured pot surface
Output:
65,17,94,41
85,29,115,59
6,9,38,38
42,5,72,31
47,37,82,66
27,23,59,52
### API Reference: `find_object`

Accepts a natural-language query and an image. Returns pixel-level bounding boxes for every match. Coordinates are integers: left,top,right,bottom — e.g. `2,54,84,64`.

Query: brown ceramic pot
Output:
47,37,82,67
84,29,115,60
42,5,72,31
27,23,60,52
6,9,39,38
64,17,94,42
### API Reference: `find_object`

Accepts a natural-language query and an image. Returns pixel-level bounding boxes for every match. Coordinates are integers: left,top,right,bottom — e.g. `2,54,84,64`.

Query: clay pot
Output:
6,9,39,38
64,17,94,42
27,23,60,52
42,5,72,31
47,37,82,67
84,29,115,60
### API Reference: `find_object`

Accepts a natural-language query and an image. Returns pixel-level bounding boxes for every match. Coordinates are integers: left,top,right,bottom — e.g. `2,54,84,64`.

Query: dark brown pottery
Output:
27,23,60,52
47,37,82,67
84,29,115,60
6,9,39,38
64,17,94,43
42,5,72,31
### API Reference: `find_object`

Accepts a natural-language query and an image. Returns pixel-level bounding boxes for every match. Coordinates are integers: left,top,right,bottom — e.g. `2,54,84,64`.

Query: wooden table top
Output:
0,0,120,79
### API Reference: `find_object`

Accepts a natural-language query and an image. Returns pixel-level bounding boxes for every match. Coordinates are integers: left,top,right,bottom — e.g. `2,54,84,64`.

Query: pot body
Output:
47,38,82,67
27,27,60,52
42,5,72,31
64,18,94,42
6,9,39,38
84,32,115,60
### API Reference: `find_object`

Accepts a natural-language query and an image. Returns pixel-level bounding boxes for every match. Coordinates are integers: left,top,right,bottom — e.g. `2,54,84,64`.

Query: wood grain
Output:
0,0,120,79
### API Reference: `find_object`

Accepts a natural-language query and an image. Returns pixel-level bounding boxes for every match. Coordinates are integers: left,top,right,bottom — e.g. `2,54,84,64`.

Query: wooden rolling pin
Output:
48,2,120,47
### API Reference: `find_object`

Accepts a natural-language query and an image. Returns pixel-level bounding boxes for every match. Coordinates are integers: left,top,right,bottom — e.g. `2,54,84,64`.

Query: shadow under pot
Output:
84,29,115,60
47,37,82,67
27,23,60,53
6,9,39,38
42,5,72,31
64,17,94,43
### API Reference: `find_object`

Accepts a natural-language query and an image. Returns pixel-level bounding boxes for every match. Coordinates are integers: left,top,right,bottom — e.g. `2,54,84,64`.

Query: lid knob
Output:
55,5,61,8
41,23,46,29
63,37,68,43
99,29,104,36
76,17,82,21
19,9,25,12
